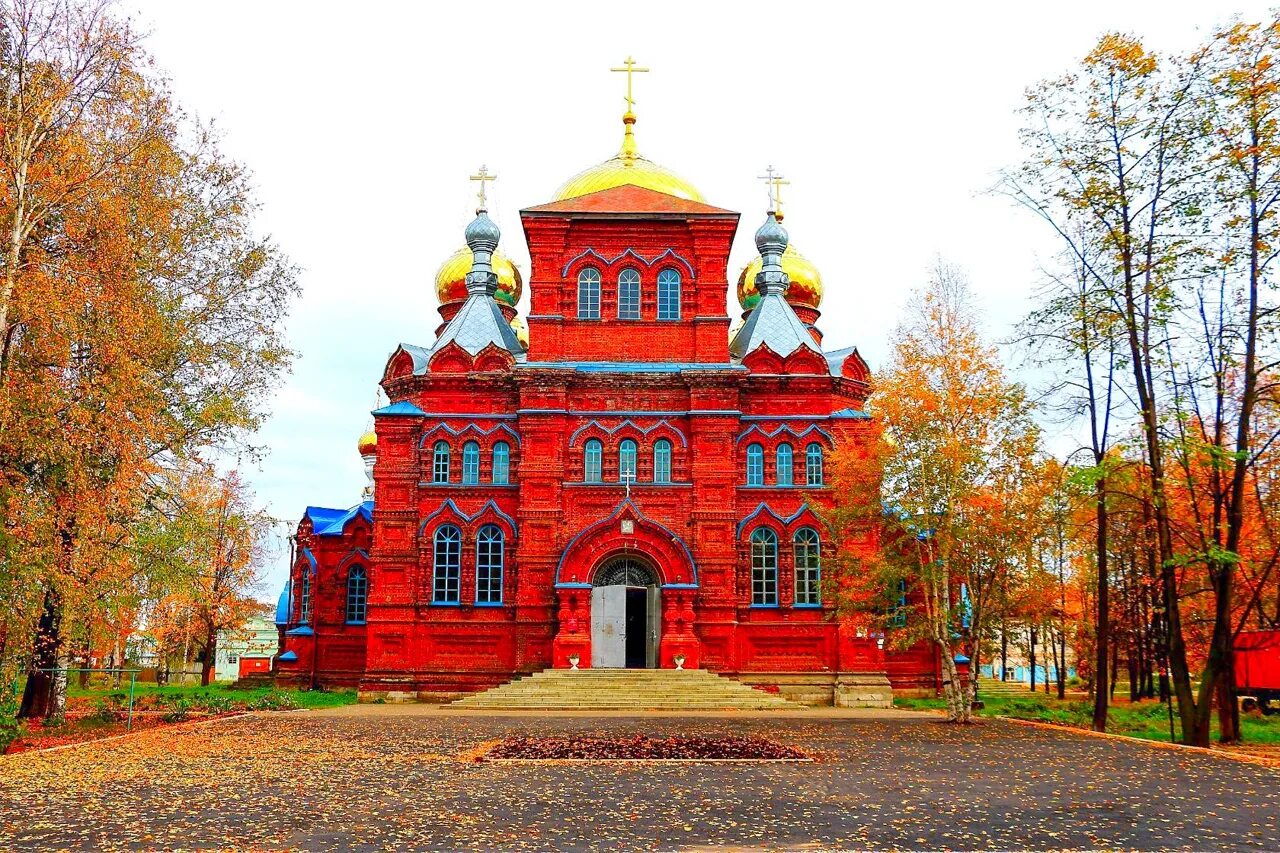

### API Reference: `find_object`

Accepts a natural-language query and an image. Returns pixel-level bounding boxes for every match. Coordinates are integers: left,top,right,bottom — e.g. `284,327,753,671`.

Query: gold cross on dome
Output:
470,165,497,208
758,165,789,214
610,55,650,110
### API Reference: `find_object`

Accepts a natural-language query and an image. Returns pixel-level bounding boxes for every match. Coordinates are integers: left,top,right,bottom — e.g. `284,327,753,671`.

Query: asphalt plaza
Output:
1,705,1277,851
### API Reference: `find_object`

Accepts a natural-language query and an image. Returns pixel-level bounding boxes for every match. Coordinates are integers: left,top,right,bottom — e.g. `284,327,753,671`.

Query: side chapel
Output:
274,63,942,703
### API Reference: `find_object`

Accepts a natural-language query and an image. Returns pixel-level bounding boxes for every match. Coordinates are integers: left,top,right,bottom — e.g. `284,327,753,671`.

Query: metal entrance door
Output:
591,585,627,668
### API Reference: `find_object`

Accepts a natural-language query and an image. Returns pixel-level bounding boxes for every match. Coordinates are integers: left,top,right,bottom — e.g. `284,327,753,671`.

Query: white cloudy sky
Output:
125,0,1269,595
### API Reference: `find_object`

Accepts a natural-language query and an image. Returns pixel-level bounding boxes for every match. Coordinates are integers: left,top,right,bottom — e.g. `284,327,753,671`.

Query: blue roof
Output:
831,407,871,419
305,501,373,536
274,579,292,625
278,650,298,662
373,400,426,417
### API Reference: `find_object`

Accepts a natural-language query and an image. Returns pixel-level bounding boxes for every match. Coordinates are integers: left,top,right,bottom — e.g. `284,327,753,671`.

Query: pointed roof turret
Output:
729,206,816,360
430,171,526,361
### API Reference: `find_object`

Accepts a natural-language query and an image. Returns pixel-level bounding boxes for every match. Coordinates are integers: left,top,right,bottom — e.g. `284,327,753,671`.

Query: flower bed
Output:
480,734,811,762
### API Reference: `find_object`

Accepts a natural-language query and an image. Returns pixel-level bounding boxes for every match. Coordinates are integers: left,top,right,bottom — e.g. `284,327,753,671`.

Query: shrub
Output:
91,693,127,723
248,691,299,711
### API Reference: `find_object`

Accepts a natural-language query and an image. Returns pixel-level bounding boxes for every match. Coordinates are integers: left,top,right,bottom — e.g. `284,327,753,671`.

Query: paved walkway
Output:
1,707,1276,851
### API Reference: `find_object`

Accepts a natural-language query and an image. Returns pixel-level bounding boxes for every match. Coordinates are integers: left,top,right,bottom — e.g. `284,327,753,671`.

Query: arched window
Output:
751,528,779,606
746,443,764,486
299,568,312,624
492,441,510,485
653,439,672,484
794,528,821,606
657,268,681,320
578,268,601,319
584,438,603,483
432,525,462,604
346,565,369,623
806,442,824,486
617,268,641,320
776,443,794,486
619,439,638,483
432,440,450,484
462,440,480,485
476,525,504,605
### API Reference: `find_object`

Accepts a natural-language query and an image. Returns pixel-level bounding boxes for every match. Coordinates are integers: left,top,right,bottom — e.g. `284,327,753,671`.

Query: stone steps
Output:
450,668,798,710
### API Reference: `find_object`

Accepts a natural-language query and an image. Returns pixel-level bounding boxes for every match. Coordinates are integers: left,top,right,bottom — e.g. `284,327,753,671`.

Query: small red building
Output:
274,103,941,703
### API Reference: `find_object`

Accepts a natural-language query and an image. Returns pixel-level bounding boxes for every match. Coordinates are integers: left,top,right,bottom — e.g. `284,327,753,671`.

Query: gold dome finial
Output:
611,56,648,160
758,165,791,221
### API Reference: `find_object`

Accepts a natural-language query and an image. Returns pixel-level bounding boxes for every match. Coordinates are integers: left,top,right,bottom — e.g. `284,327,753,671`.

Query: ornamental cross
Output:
622,469,635,500
758,165,789,214
470,164,497,209
610,55,649,110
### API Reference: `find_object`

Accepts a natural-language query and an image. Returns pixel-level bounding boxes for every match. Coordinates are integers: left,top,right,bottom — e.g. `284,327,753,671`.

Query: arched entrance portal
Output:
591,557,660,668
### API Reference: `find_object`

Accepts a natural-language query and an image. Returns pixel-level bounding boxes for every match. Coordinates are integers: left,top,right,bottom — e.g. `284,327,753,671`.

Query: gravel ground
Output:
0,707,1277,851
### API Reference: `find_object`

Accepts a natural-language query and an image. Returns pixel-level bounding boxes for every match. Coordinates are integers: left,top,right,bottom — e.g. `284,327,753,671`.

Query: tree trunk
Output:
1093,477,1109,731
200,631,216,687
18,589,62,720
1029,628,1038,692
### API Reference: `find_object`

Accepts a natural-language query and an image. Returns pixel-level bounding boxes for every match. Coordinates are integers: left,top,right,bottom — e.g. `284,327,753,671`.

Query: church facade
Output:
273,93,941,703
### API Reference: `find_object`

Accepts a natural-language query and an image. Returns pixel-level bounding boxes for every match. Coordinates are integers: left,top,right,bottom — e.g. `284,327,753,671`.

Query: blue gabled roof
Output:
305,500,374,536
373,400,427,417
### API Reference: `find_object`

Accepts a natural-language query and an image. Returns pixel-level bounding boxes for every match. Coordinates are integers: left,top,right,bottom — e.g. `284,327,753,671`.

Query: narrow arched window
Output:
462,441,480,485
584,438,603,483
578,268,601,319
794,528,821,606
751,528,779,606
657,269,681,320
432,440,450,484
346,565,369,623
806,442,824,486
433,525,462,604
653,439,672,484
476,525,504,605
776,443,794,486
299,568,312,623
617,268,641,320
492,441,510,485
619,439,638,483
746,443,764,486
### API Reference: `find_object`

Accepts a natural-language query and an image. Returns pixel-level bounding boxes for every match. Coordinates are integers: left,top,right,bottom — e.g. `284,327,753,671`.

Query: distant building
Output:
214,612,278,682
981,628,1076,685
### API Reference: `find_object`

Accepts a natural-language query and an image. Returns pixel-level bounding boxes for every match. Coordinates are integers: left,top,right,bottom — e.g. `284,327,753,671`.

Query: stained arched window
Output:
578,268,601,319
776,443,794,486
751,528,779,606
432,440,450,484
462,440,480,485
806,442,824,486
657,269,681,320
432,525,462,604
299,568,312,624
492,441,510,485
653,439,672,484
619,439,638,483
746,443,764,486
476,525,504,605
346,565,368,623
617,268,641,320
794,528,821,606
584,439,603,483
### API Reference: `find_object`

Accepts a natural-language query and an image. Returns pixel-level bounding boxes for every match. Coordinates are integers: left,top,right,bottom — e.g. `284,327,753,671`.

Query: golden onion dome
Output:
554,112,703,202
357,428,377,456
510,315,529,349
736,243,824,311
434,246,523,308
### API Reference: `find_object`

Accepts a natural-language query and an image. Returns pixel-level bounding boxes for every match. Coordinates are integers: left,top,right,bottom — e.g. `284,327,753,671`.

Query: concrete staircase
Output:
449,668,799,711
976,676,1035,697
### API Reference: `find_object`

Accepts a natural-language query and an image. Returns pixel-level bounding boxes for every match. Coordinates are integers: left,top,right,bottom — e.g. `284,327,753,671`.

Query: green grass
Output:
66,682,357,712
894,691,1280,744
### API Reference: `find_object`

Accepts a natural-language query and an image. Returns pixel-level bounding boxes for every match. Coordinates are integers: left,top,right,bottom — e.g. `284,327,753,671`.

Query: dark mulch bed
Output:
480,734,811,761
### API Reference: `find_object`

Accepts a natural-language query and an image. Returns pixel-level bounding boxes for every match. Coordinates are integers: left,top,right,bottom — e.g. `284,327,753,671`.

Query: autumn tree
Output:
0,0,296,724
833,261,1040,722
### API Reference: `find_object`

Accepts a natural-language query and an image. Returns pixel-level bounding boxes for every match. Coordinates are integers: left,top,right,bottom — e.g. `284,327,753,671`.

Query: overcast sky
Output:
124,0,1271,596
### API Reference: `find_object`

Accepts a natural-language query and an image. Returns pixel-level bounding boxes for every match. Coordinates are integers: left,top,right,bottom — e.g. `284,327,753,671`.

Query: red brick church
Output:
273,77,941,704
